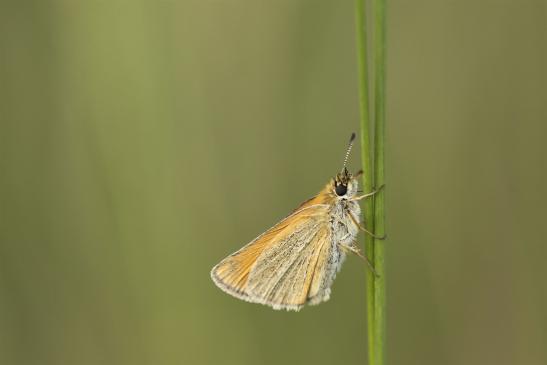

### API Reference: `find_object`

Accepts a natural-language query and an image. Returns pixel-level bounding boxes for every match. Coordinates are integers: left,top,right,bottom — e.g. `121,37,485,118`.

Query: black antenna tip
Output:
342,132,356,168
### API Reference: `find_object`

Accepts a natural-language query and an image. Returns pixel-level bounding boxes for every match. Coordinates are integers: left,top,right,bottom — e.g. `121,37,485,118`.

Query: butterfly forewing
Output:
211,196,338,311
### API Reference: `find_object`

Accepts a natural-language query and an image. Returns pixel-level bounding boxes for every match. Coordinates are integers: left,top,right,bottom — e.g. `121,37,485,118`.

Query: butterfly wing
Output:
246,221,340,310
211,197,340,311
210,214,302,300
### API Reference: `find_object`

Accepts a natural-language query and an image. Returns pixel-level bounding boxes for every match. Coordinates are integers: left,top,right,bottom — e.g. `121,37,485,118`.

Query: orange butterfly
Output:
211,133,379,311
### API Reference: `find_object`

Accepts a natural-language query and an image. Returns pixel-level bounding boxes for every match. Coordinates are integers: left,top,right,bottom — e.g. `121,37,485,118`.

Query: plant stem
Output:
373,0,387,364
355,0,386,364
354,1,375,364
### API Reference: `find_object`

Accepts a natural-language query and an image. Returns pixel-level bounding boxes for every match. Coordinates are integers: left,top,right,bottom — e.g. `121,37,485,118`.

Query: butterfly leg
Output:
348,212,387,240
352,184,385,201
338,242,379,277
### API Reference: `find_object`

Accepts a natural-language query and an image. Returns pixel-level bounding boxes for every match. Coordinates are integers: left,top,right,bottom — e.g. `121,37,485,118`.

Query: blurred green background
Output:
1,1,545,364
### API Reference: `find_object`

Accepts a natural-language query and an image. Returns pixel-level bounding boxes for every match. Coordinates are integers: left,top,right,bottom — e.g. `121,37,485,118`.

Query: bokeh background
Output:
1,1,545,364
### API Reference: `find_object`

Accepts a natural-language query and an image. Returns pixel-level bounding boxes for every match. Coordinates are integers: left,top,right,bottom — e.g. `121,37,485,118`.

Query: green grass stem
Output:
372,0,387,364
354,1,376,365
355,0,386,364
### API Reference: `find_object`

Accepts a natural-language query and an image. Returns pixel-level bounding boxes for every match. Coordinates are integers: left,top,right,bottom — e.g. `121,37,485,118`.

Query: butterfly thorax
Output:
323,176,362,247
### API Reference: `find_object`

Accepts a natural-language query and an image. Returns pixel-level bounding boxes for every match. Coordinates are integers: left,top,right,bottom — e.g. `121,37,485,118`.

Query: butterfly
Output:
210,133,379,311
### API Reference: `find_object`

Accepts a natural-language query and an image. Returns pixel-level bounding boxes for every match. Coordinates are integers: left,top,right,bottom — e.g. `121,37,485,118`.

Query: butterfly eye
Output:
335,184,347,196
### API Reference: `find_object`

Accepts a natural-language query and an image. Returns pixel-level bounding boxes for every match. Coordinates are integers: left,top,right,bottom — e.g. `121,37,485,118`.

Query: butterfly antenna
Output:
343,132,356,169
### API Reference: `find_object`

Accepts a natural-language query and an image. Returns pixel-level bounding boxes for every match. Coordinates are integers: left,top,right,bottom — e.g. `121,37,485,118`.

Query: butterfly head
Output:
333,168,358,199
331,132,360,199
